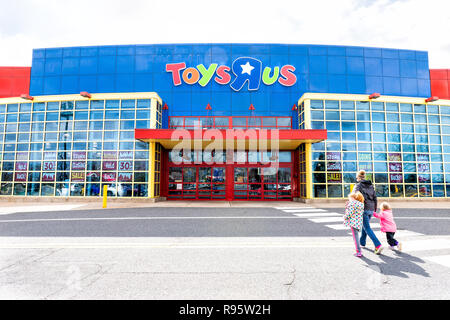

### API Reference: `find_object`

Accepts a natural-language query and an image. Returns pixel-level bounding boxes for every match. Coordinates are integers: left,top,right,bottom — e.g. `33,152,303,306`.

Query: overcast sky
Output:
0,0,449,68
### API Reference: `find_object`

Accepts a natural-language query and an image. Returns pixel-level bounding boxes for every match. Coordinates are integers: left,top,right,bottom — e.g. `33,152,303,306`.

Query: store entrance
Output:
165,150,295,201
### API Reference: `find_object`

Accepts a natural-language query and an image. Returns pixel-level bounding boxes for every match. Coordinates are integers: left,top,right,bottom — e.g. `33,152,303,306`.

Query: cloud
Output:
0,0,448,68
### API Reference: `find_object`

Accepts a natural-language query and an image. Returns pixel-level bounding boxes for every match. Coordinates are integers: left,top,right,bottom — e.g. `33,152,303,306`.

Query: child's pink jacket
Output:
373,209,397,233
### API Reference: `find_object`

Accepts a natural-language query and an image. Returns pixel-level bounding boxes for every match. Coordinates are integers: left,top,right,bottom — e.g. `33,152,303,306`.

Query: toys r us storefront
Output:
0,44,449,201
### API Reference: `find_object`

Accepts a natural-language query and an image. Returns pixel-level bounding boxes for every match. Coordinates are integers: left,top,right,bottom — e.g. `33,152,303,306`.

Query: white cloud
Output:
0,0,448,67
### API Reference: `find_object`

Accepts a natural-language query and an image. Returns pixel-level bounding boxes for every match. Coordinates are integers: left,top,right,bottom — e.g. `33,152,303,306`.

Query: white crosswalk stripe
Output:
328,223,380,230
424,255,450,268
274,207,316,210
368,230,424,238
293,212,342,218
399,238,450,252
308,217,343,223
279,207,432,246
282,209,327,213
345,229,424,238
277,206,450,270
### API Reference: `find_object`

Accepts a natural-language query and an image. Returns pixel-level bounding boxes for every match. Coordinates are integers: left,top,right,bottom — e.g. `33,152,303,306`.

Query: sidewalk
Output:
0,200,311,212
0,199,449,211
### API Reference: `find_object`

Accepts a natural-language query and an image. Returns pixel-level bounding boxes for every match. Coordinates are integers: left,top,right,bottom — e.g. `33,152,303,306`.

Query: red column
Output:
430,69,450,100
0,67,31,98
225,149,234,201
292,148,300,199
160,148,169,198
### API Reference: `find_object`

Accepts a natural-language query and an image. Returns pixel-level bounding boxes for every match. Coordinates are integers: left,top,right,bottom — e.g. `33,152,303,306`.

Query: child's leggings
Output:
351,227,361,253
386,232,399,247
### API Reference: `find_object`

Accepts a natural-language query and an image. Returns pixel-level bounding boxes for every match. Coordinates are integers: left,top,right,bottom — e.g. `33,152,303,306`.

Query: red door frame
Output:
162,149,297,201
230,162,293,201
165,163,227,200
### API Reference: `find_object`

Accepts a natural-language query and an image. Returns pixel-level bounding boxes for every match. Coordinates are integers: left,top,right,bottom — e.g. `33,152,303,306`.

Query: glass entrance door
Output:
248,168,263,199
168,166,226,200
198,167,226,199
233,166,292,200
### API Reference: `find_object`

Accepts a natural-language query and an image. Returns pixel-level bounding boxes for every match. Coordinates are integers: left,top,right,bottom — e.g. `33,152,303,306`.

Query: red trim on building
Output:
0,67,31,98
135,129,327,142
430,69,450,100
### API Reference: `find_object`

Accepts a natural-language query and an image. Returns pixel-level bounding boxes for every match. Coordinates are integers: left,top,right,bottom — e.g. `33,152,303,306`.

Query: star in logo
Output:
240,62,255,75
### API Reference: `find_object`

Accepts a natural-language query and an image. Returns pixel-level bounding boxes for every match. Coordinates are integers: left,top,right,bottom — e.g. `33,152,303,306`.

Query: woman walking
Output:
353,170,384,255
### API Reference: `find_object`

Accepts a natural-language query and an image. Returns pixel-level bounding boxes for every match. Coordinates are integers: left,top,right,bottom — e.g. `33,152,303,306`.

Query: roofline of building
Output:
298,92,450,105
0,92,163,105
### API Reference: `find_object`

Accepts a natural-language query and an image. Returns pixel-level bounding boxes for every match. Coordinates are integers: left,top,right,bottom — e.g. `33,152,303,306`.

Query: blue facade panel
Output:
30,44,432,117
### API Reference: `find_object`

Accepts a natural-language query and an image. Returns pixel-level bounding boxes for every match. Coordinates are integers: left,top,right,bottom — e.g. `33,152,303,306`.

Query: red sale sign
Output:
43,161,56,171
72,161,86,170
103,161,117,171
15,172,27,182
102,173,116,182
118,161,133,171
118,172,133,182
42,172,55,182
15,162,27,171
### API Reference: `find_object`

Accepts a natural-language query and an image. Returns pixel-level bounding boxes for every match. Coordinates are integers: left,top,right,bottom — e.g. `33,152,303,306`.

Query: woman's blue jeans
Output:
360,210,381,248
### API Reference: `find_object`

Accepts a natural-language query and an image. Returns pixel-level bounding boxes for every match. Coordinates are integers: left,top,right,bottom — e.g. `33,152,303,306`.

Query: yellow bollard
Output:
350,184,354,193
103,185,108,208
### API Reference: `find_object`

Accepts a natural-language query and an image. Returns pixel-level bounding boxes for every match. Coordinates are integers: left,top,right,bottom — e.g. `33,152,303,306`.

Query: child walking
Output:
373,202,402,251
343,191,365,257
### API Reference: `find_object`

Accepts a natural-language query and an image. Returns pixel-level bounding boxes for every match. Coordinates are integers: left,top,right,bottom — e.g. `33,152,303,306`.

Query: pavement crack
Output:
80,263,113,289
283,268,296,286
283,267,296,300
31,249,62,263
0,249,59,273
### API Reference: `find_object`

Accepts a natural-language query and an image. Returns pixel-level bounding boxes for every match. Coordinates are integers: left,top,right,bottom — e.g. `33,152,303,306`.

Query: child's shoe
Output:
374,245,384,255
396,242,402,252
354,252,363,258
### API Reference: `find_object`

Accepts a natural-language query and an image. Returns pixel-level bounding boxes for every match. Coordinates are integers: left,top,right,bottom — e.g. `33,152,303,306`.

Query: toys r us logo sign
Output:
166,57,296,91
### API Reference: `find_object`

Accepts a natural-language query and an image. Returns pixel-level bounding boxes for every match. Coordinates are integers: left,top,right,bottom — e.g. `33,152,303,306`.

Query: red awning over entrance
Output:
135,129,327,150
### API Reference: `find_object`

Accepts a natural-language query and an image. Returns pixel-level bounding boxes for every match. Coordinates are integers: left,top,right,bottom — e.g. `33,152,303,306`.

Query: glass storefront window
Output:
74,121,88,130
41,184,55,196
86,184,101,196
121,100,136,109
105,100,120,109
341,112,355,121
328,185,342,197
215,117,229,127
375,185,389,197
0,95,161,198
341,101,354,110
27,183,40,196
356,101,370,110
305,98,450,199
278,168,291,183
133,184,148,197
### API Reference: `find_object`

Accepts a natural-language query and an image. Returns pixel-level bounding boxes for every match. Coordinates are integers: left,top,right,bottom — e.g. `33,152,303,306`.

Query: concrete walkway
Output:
0,199,449,212
0,201,312,213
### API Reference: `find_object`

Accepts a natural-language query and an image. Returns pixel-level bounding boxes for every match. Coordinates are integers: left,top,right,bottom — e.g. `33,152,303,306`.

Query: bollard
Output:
103,185,108,208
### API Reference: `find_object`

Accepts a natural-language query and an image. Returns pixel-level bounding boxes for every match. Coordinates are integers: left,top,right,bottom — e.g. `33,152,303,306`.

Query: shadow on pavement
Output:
360,249,430,278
